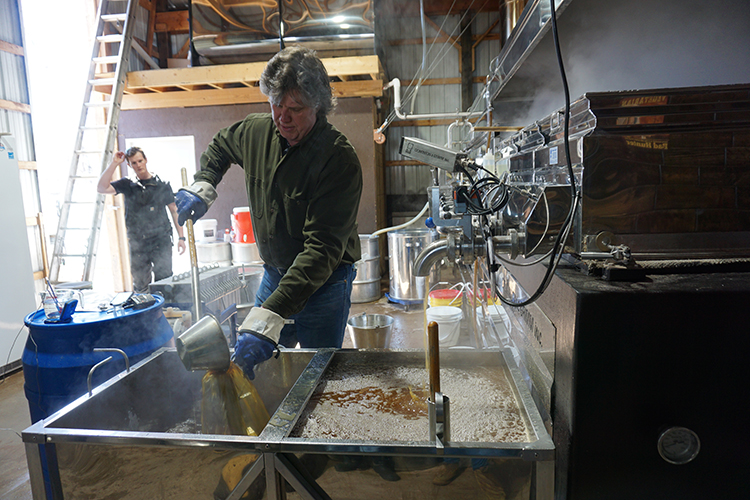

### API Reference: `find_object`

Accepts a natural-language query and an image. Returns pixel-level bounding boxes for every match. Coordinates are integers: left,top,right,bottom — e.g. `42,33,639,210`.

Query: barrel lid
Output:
24,294,165,328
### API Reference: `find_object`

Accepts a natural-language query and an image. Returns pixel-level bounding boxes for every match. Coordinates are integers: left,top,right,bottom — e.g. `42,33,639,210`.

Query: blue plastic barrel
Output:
22,295,173,423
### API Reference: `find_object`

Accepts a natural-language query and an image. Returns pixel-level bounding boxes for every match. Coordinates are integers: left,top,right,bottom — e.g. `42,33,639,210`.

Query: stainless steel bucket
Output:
388,229,438,301
346,313,393,348
351,234,381,303
175,314,230,372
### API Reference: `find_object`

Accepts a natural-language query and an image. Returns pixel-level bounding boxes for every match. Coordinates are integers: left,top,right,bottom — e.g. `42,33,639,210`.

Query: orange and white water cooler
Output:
230,207,262,264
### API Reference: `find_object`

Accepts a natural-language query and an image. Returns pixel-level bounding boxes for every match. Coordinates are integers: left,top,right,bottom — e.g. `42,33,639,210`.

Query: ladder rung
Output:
57,254,91,258
71,175,100,180
89,78,116,86
75,149,104,155
80,125,108,131
63,201,97,205
85,101,114,108
101,14,127,22
97,34,123,43
93,56,120,65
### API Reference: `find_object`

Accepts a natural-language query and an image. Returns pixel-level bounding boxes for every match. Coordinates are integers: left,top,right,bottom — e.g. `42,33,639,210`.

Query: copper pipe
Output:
428,321,440,402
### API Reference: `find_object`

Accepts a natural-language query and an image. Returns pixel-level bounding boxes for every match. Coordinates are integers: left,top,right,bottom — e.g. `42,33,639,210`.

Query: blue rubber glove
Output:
175,190,208,226
233,306,286,379
232,332,275,380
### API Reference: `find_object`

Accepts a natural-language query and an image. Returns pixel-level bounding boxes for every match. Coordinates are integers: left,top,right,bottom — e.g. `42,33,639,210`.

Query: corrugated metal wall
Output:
0,0,35,161
1,0,45,288
379,8,502,221
104,0,190,71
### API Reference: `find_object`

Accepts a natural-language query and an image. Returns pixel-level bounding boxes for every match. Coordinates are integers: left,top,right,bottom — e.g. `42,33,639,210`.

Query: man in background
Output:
97,146,186,292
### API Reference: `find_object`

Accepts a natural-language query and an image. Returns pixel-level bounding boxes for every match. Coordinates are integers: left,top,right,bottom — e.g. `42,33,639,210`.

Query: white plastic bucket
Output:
231,242,262,265
476,304,511,344
194,219,218,242
196,241,231,263
426,306,463,347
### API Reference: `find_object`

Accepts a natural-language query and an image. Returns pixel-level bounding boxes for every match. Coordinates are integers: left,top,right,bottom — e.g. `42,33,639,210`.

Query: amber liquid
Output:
308,385,429,438
201,362,270,436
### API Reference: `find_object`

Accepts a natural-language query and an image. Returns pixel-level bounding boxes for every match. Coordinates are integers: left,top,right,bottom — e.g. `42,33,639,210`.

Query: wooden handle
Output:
428,321,440,402
181,168,201,318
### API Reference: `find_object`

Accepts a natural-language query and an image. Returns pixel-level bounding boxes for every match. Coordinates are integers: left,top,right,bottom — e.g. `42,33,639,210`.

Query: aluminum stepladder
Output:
49,0,156,284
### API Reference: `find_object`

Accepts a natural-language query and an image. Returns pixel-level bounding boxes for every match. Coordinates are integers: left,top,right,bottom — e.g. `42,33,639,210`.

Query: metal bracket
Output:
429,392,451,452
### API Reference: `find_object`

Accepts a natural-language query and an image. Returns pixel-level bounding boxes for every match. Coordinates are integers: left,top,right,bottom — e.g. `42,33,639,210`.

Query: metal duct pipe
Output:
504,0,528,41
384,78,486,121
413,239,449,277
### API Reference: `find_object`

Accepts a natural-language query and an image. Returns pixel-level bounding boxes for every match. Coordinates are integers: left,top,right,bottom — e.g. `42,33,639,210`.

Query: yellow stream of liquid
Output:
201,362,270,437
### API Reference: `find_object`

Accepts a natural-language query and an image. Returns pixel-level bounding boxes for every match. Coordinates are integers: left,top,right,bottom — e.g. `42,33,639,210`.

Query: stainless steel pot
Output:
388,229,438,301
351,234,381,303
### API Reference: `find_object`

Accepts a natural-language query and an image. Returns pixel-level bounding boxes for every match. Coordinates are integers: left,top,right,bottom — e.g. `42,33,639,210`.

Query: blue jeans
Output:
254,264,355,348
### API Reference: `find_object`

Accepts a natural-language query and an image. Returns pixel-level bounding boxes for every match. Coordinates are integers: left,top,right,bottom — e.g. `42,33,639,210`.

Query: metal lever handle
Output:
88,356,112,396
93,348,130,372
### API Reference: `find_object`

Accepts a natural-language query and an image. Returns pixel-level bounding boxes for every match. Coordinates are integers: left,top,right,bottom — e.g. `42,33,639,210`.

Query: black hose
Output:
496,0,579,307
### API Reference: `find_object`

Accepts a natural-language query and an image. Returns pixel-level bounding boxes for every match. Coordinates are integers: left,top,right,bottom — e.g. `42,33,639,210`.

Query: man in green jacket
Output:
176,46,362,378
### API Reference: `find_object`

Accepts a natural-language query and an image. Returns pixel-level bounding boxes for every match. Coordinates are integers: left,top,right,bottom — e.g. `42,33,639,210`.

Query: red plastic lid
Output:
429,289,462,299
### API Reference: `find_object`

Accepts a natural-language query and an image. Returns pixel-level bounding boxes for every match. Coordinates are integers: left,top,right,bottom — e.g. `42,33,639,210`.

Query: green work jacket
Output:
196,113,362,318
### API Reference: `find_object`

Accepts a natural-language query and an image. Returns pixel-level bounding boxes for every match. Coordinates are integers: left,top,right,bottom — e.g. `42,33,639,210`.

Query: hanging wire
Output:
380,0,494,131
410,0,430,114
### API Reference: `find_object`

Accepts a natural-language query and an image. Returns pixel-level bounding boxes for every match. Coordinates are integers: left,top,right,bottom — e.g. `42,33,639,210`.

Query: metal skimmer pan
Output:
23,348,554,499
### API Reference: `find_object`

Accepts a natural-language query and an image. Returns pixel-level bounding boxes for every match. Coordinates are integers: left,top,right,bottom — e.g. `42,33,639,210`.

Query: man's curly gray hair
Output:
259,46,336,118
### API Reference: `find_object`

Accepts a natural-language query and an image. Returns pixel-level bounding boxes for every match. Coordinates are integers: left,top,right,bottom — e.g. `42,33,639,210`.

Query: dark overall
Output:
112,176,175,292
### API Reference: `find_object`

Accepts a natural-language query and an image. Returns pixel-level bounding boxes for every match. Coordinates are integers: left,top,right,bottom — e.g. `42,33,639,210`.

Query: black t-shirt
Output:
111,176,174,240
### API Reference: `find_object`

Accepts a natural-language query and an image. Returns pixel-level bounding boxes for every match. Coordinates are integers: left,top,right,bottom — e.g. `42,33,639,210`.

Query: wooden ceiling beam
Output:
145,0,157,57
121,80,382,110
127,62,267,89
0,98,30,113
126,55,381,90
154,10,189,34
0,39,24,56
